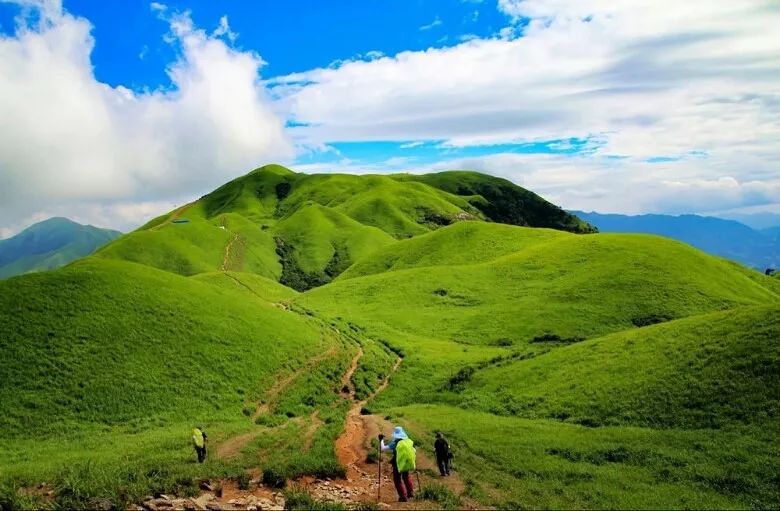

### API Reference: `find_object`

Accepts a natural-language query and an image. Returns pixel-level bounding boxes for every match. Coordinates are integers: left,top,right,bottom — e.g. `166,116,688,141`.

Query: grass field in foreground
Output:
392,404,778,510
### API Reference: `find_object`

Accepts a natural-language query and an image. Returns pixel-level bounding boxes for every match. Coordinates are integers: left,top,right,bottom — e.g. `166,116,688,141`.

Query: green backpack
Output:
395,438,416,472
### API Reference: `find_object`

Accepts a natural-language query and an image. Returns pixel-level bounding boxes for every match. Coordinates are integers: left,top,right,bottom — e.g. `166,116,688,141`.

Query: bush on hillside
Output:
262,467,286,489
631,313,673,327
445,366,475,392
530,333,584,344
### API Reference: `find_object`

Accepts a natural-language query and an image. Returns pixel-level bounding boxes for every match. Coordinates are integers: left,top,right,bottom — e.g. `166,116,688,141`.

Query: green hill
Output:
0,217,121,279
397,170,596,233
1,165,778,510
0,257,340,437
458,306,780,429
96,165,595,289
303,224,778,347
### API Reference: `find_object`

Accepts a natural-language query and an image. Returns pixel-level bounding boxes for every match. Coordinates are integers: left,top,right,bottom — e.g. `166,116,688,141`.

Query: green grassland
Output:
1,165,778,509
394,404,778,510
302,225,778,349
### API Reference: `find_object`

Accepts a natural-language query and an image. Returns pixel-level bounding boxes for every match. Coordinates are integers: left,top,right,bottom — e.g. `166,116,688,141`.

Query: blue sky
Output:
0,0,778,234
1,1,508,87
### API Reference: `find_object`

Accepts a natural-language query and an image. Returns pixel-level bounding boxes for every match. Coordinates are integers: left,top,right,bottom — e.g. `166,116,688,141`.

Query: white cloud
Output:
419,16,443,31
0,1,291,235
212,15,237,43
400,152,780,216
268,0,780,214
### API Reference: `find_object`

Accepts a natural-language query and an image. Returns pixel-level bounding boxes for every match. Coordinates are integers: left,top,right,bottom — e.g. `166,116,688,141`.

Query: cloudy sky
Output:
0,0,778,236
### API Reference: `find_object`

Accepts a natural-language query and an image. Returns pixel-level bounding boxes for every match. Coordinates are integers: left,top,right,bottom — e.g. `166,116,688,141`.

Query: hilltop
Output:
0,217,121,279
1,165,778,510
96,165,594,290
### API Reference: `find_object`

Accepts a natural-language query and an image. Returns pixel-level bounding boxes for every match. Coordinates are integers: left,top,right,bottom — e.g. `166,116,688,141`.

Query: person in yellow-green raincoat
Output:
379,426,416,502
192,427,208,463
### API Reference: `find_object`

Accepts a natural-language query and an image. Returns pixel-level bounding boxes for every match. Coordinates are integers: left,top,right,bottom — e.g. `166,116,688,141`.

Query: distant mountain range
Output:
0,217,122,279
572,211,779,271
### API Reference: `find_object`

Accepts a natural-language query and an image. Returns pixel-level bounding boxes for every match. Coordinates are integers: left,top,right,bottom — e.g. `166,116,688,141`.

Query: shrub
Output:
262,467,286,489
445,366,475,392
632,314,672,327
236,472,251,491
275,182,292,200
530,333,584,344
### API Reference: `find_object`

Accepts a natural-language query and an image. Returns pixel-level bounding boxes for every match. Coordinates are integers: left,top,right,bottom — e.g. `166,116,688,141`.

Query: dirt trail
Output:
302,410,323,451
158,351,481,511
220,233,241,271
301,356,482,509
216,416,305,460
341,348,364,398
252,346,337,420
151,201,195,231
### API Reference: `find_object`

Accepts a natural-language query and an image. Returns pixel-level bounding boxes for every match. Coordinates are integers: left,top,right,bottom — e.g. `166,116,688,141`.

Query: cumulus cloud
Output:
0,1,291,236
401,151,780,216
270,0,780,214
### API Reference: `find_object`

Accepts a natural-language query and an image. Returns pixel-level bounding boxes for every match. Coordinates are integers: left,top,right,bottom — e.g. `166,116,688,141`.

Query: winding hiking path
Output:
301,355,482,509
220,233,241,271
171,348,482,510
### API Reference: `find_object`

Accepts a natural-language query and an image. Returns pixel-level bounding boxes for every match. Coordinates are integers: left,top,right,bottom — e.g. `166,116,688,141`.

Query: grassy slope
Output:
0,256,370,507
395,404,778,509
339,221,568,279
4,167,779,509
0,257,334,437
275,173,482,238
396,170,596,233
272,203,395,274
460,306,780,429
302,225,779,348
384,306,780,509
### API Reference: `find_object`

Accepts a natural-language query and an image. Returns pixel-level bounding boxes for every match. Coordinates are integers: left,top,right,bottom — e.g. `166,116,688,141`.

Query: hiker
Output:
379,426,416,502
434,432,452,476
192,427,208,463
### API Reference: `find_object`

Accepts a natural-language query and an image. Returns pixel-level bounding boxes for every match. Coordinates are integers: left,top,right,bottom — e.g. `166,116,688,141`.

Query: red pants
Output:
392,461,414,500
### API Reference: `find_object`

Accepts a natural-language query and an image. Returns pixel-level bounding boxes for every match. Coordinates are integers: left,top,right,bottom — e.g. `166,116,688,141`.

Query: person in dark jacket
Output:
434,432,451,476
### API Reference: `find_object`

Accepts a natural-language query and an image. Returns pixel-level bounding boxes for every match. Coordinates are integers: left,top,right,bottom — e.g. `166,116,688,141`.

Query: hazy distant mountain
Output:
719,212,780,230
0,217,121,279
572,211,779,270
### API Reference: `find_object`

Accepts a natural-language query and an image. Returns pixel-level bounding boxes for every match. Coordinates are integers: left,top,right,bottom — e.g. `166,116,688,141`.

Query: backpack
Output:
395,438,416,472
192,428,205,448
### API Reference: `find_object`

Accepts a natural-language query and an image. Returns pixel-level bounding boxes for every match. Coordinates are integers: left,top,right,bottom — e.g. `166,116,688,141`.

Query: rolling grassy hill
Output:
1,164,778,510
97,164,593,290
303,224,779,348
0,217,121,279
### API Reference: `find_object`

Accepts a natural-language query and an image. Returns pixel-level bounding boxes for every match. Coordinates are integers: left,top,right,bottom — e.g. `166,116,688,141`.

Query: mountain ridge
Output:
0,217,122,279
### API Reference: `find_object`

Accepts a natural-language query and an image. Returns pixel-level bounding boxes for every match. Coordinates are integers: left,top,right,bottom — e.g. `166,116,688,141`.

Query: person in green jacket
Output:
379,426,416,502
192,427,208,463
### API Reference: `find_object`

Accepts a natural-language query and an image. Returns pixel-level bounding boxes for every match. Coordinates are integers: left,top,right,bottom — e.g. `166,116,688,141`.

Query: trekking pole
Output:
377,443,382,502
415,469,421,494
